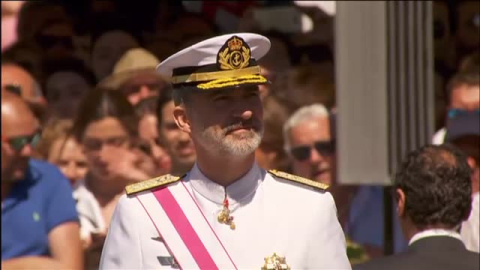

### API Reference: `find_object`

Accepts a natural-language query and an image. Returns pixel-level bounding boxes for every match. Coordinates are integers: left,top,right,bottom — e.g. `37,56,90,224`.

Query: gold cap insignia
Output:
268,170,329,190
125,174,184,195
261,253,290,270
217,36,251,70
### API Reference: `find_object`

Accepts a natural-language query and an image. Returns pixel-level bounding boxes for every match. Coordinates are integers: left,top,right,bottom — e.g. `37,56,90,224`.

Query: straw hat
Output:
99,48,166,89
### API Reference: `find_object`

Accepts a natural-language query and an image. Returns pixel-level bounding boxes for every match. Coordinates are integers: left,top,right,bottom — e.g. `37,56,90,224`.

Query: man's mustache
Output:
223,119,262,134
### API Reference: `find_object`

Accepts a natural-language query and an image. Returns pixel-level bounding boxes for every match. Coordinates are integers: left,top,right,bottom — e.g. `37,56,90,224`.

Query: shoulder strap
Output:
125,174,184,195
268,169,329,191
136,181,238,269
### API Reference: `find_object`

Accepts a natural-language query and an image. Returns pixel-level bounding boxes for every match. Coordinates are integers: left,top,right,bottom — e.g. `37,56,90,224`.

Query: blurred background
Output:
1,0,479,268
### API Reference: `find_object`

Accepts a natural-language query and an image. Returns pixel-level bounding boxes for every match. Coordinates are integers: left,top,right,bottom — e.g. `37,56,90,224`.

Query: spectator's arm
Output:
48,221,83,270
2,256,64,269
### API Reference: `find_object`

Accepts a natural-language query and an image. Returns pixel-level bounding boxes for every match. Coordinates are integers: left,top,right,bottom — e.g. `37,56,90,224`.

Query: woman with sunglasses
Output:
71,88,160,269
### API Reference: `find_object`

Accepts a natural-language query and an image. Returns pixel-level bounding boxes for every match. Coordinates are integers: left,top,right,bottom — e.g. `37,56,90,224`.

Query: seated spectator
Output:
283,104,407,261
432,70,479,144
283,104,335,185
272,63,336,114
135,96,172,175
71,88,160,268
156,91,196,175
99,48,167,105
1,61,47,122
355,145,479,270
1,90,82,269
90,25,140,81
255,95,291,171
257,31,293,99
41,56,96,120
1,39,44,84
16,1,70,43
34,119,87,187
444,111,480,253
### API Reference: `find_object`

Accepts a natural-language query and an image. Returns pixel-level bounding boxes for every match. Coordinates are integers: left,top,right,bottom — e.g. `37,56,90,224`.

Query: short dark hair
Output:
72,87,138,141
446,70,480,104
393,144,472,230
155,87,174,126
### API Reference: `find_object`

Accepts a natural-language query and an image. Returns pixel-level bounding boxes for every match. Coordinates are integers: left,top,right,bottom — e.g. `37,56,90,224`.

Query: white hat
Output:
99,48,165,89
157,33,271,91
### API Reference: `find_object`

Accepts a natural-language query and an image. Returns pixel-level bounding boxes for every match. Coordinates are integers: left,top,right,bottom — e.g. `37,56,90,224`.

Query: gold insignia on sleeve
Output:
268,170,329,191
262,253,290,270
217,36,251,70
125,174,184,195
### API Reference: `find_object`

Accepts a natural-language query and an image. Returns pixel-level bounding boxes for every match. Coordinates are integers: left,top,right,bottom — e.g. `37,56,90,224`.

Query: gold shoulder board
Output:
125,174,184,196
268,170,329,191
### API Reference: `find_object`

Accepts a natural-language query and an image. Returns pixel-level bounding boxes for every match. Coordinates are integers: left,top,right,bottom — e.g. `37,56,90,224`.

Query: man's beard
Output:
198,121,264,157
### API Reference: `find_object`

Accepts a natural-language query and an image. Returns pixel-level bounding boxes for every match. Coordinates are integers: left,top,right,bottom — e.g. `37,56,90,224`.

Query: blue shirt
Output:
1,159,79,260
346,185,408,253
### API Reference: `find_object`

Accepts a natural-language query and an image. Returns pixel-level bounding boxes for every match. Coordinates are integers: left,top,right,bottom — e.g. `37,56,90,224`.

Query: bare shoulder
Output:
125,174,186,196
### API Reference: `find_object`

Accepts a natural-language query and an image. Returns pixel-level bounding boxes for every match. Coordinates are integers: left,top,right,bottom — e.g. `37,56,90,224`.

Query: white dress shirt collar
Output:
188,162,263,205
409,228,462,246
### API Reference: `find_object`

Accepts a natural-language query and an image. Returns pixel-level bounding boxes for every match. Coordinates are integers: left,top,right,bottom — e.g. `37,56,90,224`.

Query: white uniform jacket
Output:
100,163,351,269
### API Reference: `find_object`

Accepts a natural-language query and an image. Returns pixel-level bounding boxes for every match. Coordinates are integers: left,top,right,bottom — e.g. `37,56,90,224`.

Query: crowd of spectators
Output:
1,1,478,269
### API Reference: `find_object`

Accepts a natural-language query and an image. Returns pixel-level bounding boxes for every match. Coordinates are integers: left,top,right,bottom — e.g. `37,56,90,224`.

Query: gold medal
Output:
217,197,235,230
261,253,290,270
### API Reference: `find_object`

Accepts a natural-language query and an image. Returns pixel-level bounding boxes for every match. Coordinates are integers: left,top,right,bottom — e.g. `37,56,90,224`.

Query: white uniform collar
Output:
189,162,263,205
409,228,462,246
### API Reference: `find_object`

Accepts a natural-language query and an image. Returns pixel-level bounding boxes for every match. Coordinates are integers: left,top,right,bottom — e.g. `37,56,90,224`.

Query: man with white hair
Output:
100,33,350,269
283,104,407,259
283,103,335,185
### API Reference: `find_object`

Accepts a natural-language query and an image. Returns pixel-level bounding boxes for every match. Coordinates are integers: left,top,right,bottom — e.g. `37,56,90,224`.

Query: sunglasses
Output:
290,140,335,161
2,130,42,152
448,108,480,119
4,84,22,96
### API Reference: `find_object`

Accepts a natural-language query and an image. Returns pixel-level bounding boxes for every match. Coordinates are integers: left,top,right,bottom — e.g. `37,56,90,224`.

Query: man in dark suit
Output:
355,144,480,270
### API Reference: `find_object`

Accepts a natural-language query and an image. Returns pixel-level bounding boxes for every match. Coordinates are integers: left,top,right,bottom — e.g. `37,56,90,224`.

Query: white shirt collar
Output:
409,228,462,246
188,162,263,205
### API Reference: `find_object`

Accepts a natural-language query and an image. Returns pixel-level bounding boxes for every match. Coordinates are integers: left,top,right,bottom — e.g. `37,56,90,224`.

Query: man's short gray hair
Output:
283,103,329,152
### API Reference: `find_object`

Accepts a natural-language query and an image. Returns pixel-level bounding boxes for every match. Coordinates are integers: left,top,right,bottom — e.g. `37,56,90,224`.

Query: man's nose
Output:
20,144,33,157
310,147,326,163
139,85,152,98
64,163,76,180
233,104,254,120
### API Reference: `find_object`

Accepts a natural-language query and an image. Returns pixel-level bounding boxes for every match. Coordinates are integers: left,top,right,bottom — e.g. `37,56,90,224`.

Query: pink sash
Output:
137,181,237,269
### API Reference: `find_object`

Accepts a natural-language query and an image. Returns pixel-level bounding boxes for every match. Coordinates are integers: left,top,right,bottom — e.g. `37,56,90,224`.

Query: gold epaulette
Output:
125,174,184,195
268,170,329,191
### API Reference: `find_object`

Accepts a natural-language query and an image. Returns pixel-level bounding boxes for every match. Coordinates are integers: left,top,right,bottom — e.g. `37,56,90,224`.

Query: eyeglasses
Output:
2,130,42,152
448,108,480,119
83,136,129,151
290,140,335,161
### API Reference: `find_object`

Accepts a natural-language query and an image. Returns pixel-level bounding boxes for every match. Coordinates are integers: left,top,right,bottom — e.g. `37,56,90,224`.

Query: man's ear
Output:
173,105,191,133
396,188,406,217
467,156,477,170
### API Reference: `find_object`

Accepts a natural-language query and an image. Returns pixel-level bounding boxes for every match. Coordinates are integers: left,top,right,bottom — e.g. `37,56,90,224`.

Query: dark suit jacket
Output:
354,236,479,270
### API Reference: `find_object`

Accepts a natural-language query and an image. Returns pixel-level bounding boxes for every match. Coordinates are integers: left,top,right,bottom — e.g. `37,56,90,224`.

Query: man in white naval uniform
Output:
100,33,351,269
